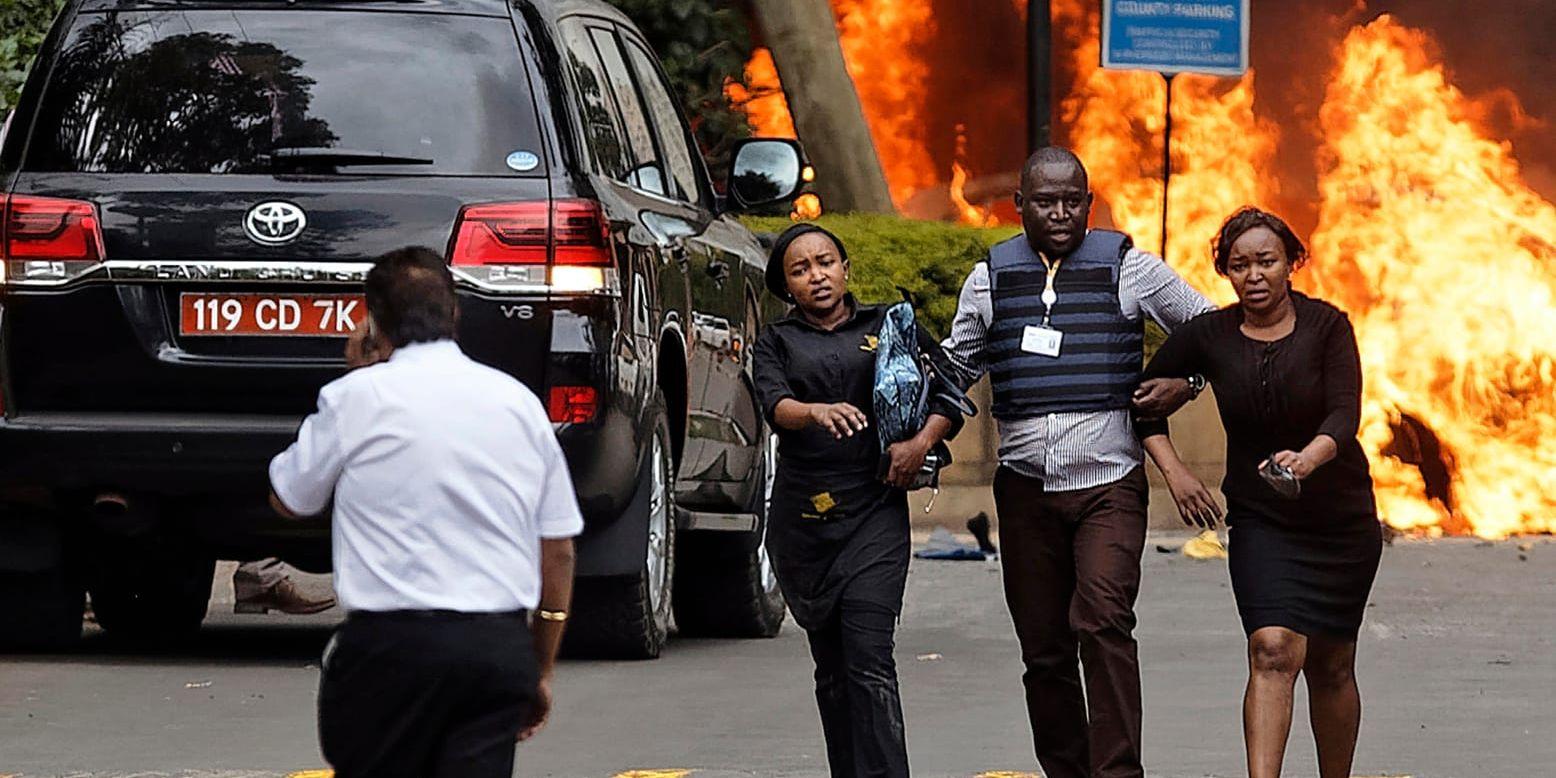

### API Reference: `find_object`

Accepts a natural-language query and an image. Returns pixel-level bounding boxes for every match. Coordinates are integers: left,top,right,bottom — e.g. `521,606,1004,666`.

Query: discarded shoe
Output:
966,512,998,556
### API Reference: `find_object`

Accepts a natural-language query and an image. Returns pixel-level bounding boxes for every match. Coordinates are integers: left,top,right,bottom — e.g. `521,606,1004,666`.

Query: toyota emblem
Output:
243,201,307,246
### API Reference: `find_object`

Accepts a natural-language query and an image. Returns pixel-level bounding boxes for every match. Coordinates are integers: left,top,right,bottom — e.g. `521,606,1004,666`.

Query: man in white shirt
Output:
269,246,582,778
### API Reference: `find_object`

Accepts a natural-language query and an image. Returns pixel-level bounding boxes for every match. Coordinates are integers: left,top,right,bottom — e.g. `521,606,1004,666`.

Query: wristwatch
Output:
1186,373,1207,398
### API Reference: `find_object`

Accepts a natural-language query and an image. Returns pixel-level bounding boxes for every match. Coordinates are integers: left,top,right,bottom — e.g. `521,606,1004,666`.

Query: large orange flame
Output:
724,48,796,139
735,5,1556,536
951,124,1000,227
1308,16,1556,538
831,0,939,208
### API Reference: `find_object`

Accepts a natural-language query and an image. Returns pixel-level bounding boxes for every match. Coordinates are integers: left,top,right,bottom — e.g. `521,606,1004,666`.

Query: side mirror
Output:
727,138,807,211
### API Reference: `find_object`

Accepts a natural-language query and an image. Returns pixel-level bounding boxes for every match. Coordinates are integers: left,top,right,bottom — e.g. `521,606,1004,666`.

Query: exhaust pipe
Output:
92,491,131,517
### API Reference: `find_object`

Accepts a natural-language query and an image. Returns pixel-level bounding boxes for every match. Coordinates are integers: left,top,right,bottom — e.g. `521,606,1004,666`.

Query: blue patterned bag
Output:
873,301,928,449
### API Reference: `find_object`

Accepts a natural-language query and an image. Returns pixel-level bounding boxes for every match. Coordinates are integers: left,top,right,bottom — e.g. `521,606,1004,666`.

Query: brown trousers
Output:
992,466,1149,778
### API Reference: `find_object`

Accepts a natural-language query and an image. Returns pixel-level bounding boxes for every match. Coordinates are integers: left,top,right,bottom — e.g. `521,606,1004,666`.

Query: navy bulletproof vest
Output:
987,230,1144,419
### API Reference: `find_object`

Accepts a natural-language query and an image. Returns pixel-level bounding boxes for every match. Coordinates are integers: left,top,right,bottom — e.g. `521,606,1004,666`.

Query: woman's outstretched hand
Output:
810,402,869,439
1165,469,1223,529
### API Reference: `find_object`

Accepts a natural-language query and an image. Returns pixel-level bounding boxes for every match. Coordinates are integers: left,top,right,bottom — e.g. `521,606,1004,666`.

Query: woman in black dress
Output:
1136,208,1382,778
752,224,963,778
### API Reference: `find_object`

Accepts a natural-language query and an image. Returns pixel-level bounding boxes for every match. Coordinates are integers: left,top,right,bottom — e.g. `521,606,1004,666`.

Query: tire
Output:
0,566,85,652
0,509,85,652
89,553,215,642
673,429,786,638
563,405,676,659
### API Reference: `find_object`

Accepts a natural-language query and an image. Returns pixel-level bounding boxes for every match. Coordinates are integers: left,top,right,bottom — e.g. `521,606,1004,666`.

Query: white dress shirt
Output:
269,340,584,613
940,239,1215,491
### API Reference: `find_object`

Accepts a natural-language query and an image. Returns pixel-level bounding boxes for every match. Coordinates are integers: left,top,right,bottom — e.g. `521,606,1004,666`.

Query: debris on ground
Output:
914,526,990,561
916,653,944,662
1182,530,1228,560
184,681,213,689
967,512,998,556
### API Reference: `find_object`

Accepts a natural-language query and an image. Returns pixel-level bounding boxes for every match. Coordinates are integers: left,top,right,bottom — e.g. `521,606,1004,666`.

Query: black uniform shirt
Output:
752,296,964,480
750,295,965,629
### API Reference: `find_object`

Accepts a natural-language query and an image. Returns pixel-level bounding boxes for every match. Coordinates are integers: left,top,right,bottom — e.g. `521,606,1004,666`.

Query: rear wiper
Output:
266,147,435,167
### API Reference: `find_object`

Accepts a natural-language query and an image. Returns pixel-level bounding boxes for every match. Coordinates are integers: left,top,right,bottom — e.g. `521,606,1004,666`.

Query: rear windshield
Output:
26,10,544,176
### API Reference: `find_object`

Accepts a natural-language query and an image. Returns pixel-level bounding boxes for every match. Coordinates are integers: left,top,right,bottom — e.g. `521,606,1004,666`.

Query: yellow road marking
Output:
975,773,1041,778
287,771,334,778
613,771,693,778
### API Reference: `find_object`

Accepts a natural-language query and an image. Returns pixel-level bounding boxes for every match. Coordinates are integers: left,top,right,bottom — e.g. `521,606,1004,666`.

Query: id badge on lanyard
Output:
1020,258,1063,358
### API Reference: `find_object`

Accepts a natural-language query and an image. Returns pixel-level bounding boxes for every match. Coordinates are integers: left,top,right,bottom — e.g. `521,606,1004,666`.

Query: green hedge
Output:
743,214,1020,337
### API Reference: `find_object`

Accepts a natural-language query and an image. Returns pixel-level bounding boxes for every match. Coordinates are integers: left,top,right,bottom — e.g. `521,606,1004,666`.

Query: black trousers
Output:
804,560,911,778
318,610,537,778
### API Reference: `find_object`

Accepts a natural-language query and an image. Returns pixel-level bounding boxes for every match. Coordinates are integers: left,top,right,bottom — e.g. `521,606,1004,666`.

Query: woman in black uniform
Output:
752,224,963,778
1136,208,1382,778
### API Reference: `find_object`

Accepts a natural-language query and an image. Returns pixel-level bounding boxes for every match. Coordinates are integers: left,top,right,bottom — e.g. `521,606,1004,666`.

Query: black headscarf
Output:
764,223,848,303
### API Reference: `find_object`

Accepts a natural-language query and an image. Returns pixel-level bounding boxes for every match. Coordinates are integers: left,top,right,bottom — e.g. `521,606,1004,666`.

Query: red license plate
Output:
179,293,367,337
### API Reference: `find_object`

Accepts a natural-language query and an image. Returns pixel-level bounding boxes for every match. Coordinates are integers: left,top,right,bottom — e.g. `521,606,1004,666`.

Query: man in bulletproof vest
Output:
940,147,1214,778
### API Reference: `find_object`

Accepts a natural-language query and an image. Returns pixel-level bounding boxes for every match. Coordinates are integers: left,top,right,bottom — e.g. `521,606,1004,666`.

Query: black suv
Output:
0,0,805,657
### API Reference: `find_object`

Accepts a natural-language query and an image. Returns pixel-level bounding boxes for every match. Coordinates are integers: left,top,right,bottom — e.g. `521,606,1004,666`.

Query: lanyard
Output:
1040,254,1061,328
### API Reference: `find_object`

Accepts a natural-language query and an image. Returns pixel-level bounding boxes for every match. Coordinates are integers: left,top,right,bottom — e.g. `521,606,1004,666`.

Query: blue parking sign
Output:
1101,0,1249,76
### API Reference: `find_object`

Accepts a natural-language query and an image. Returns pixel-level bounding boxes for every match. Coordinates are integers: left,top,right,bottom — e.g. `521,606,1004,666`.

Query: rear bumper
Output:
0,412,302,496
0,410,644,522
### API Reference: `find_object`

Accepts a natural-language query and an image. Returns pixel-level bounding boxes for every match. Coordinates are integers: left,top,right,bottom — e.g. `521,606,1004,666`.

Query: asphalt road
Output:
2,535,1552,778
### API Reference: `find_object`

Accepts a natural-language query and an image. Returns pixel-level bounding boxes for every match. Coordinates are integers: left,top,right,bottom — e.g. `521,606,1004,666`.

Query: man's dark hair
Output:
1212,207,1309,276
1020,146,1089,192
365,246,458,347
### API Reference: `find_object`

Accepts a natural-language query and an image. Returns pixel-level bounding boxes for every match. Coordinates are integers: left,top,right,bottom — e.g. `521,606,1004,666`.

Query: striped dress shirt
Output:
940,239,1215,491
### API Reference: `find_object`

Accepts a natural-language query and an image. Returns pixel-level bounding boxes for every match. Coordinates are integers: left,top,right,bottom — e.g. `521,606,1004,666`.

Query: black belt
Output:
345,608,528,622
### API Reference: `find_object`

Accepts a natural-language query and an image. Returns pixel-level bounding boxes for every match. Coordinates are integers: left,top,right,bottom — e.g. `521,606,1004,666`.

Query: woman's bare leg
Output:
1244,627,1307,778
1304,636,1361,778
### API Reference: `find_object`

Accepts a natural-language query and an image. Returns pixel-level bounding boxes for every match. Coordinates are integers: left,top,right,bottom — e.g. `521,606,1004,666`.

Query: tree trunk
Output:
749,0,896,214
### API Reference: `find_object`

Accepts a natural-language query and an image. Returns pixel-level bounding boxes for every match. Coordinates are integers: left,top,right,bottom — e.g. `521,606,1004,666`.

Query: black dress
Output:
1142,292,1382,639
751,296,963,630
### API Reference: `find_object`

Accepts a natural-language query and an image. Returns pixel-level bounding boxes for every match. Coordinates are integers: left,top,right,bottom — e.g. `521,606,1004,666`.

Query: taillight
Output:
448,198,613,292
550,199,610,266
450,201,550,266
548,386,598,424
2,194,107,286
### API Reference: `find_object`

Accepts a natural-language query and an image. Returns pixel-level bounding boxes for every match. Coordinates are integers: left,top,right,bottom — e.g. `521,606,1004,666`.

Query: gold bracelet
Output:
536,609,569,623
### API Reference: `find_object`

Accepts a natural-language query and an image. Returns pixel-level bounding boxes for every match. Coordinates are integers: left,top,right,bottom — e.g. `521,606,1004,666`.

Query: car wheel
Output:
0,508,85,652
88,553,215,643
673,429,786,639
0,567,85,652
564,404,676,659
